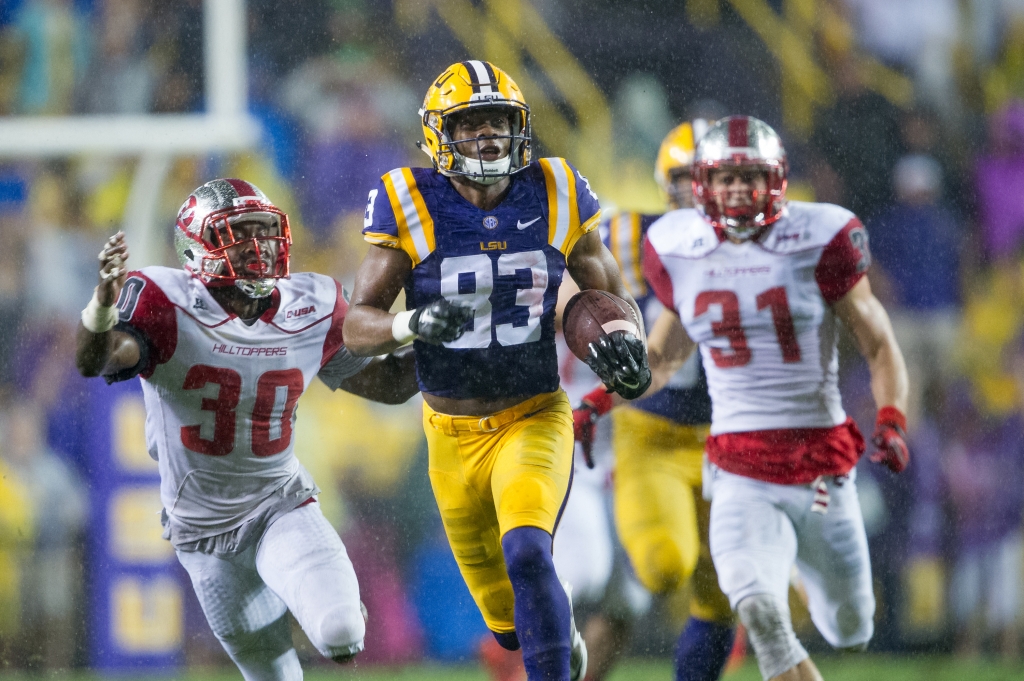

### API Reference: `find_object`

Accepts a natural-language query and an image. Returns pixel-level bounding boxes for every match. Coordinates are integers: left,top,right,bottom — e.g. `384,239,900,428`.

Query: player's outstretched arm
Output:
75,232,142,378
335,346,419,405
834,276,912,472
344,245,473,356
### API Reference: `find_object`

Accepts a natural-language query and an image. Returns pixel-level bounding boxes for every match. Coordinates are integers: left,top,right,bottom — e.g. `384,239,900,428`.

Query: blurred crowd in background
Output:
0,0,1021,672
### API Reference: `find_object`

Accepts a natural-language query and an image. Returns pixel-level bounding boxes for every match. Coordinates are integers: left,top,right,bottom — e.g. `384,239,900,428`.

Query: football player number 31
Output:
696,286,801,368
180,366,303,457
440,251,548,348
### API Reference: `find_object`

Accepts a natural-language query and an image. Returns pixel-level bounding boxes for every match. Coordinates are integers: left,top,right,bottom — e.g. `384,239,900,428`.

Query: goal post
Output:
0,0,261,268
0,0,261,673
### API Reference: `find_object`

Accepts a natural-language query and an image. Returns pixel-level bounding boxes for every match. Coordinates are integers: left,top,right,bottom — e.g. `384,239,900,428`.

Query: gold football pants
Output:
612,406,733,624
423,390,574,633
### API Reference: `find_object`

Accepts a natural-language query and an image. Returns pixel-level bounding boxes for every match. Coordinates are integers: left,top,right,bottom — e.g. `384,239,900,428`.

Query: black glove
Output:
410,298,474,344
584,331,652,400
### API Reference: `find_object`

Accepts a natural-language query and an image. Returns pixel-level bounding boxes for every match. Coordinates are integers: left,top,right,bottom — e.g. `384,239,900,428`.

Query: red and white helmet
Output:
174,179,292,298
692,115,787,240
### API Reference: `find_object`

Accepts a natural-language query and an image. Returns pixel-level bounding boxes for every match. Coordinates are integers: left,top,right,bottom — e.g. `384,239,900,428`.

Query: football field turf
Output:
5,657,1023,680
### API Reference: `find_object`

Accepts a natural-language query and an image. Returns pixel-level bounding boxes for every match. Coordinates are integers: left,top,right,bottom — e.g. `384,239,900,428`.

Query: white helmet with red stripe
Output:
174,178,292,298
692,115,788,240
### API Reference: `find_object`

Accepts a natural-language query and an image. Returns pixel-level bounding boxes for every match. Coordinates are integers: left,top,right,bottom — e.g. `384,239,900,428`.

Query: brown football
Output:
562,289,641,362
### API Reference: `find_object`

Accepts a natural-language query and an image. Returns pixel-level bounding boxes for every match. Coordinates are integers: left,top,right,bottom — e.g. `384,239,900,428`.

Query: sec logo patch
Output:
482,216,499,230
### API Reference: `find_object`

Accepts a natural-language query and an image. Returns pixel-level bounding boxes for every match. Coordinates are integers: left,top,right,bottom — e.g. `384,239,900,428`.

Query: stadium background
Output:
0,0,1022,678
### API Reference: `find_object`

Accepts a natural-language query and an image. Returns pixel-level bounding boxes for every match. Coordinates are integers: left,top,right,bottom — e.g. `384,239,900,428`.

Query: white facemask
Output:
457,153,513,185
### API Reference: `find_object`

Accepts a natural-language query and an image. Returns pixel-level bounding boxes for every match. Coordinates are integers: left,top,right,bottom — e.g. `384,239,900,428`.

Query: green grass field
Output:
2,657,1023,681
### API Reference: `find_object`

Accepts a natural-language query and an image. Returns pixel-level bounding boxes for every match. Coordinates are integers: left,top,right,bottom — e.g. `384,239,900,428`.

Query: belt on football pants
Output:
425,390,563,436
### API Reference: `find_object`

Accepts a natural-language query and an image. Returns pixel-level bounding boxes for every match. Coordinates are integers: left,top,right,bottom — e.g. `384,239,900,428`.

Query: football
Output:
562,289,642,362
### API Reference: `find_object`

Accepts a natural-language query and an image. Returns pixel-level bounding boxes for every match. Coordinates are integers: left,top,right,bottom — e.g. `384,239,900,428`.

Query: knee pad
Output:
737,594,808,680
312,602,366,661
634,534,689,594
690,555,734,625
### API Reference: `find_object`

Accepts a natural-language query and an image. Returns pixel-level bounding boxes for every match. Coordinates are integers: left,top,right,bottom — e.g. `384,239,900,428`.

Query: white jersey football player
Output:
641,117,910,681
74,179,419,681
553,330,614,603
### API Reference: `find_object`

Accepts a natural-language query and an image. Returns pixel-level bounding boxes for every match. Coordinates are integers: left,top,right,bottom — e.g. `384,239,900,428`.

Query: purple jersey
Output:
363,159,601,399
602,211,711,425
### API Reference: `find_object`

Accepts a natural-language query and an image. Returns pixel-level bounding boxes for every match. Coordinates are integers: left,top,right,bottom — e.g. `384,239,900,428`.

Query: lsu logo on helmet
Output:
419,61,532,185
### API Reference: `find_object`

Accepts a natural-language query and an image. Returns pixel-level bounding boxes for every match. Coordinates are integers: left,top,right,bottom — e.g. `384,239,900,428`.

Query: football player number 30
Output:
439,251,548,348
695,287,801,368
180,366,303,457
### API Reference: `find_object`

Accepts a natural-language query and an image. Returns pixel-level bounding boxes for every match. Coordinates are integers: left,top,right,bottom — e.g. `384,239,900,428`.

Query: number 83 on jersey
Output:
437,249,552,349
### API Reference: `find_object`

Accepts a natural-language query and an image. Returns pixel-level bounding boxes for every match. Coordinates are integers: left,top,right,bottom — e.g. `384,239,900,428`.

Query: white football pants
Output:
553,418,615,603
709,467,875,649
176,502,365,681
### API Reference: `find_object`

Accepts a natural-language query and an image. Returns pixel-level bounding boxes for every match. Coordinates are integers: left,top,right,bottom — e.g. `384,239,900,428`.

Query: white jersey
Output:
113,267,371,546
644,202,869,436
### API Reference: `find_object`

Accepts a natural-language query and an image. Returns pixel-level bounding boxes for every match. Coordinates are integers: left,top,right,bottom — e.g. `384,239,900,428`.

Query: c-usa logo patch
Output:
482,216,499,230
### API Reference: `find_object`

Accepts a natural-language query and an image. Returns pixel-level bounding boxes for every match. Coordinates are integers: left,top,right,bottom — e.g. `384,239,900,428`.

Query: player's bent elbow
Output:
75,354,103,378
634,537,696,595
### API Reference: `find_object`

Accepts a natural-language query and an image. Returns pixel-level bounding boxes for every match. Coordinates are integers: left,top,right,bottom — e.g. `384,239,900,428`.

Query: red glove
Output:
572,388,614,469
870,406,909,473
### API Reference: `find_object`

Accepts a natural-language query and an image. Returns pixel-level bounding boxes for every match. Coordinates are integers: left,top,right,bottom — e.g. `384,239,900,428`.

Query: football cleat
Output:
692,115,788,241
563,581,588,681
419,60,532,185
174,178,292,299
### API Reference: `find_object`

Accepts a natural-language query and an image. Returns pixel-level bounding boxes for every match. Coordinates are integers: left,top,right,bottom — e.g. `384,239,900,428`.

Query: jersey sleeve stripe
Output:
403,168,437,254
608,213,621,264
612,213,645,297
563,159,581,238
563,209,600,257
629,212,648,296
642,236,675,311
383,169,435,265
363,231,400,247
541,158,581,254
321,279,348,368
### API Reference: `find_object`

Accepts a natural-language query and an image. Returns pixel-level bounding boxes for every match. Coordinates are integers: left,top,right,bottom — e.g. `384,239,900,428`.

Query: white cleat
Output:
563,581,588,681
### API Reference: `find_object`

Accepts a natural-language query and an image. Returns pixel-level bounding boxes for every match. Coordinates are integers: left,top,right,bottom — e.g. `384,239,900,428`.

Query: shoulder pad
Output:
271,273,339,331
760,201,857,254
133,267,196,309
646,209,719,259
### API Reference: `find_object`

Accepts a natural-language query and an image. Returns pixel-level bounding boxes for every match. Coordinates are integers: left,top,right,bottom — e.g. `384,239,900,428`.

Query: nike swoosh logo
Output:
517,217,541,230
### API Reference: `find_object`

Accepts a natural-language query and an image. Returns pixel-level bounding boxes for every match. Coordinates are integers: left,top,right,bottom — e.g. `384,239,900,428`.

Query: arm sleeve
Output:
815,217,871,303
317,346,375,391
317,281,374,390
361,178,401,249
642,236,676,311
106,272,178,382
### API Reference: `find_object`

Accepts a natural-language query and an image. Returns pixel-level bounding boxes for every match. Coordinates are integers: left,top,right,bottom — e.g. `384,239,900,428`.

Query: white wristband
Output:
391,310,417,345
81,288,118,333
